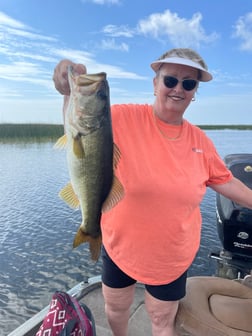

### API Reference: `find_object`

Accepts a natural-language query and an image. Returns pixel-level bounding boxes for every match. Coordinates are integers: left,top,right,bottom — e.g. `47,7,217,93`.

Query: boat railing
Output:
7,276,102,336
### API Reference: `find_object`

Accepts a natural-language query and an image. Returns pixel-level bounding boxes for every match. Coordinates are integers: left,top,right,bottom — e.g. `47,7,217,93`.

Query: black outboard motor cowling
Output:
210,154,252,279
216,154,252,258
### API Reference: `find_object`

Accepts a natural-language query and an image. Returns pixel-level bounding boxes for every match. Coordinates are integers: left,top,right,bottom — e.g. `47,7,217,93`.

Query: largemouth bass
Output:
55,67,124,260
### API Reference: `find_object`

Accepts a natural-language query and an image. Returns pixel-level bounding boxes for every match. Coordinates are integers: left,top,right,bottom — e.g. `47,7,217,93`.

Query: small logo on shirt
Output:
192,147,203,153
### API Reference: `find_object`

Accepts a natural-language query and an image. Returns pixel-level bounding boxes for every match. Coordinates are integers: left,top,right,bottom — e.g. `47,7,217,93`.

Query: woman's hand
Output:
52,59,86,129
52,59,86,95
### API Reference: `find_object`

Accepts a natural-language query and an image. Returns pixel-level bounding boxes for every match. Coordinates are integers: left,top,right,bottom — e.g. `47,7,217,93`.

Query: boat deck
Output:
8,277,153,336
8,275,252,336
82,281,151,336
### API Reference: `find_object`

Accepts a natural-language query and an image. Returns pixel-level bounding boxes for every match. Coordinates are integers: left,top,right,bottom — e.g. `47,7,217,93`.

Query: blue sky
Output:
0,0,252,125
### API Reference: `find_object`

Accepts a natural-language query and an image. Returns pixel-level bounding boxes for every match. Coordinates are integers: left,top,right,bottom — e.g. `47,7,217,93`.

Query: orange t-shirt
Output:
101,104,232,285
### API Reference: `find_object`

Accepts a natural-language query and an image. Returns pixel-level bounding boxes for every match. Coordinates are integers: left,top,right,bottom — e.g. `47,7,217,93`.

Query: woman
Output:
53,48,252,336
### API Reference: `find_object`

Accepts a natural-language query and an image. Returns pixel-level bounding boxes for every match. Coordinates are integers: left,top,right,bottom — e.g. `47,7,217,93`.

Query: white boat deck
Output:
8,277,154,336
8,275,252,336
83,281,152,336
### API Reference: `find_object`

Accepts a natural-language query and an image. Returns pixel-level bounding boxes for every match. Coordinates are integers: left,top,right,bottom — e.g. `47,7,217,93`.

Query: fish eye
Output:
96,89,107,100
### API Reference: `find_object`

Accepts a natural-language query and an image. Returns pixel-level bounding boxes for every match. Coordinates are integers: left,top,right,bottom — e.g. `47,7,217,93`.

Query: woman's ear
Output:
153,76,158,95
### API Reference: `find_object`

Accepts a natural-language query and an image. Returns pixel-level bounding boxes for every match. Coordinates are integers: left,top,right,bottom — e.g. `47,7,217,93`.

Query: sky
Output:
0,0,252,125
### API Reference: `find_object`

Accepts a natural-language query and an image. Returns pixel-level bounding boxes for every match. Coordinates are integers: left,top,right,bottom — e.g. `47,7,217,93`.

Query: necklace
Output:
152,110,183,141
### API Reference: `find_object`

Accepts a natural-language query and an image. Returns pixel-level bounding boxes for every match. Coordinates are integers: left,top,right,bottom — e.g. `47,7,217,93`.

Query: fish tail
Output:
73,228,102,261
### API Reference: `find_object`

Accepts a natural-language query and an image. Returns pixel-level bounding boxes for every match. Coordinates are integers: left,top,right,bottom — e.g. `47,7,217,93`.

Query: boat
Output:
7,276,151,336
176,274,252,336
8,274,252,336
176,153,252,336
8,153,252,336
209,153,252,278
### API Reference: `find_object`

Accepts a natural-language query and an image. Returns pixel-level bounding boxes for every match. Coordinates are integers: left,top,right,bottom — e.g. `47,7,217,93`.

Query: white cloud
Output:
137,10,219,47
51,48,95,64
102,24,134,38
0,8,221,109
0,61,45,77
81,0,121,4
0,11,56,42
101,38,129,51
0,61,53,94
0,8,144,100
233,12,252,51
0,11,28,29
5,27,57,42
94,0,120,3
99,10,218,50
0,12,59,87
50,47,144,79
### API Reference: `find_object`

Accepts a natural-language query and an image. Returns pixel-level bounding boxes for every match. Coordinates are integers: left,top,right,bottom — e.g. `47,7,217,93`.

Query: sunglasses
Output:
163,76,198,91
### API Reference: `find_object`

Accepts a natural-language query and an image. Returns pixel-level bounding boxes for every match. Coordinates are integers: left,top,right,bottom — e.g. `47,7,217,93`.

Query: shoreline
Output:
0,123,251,141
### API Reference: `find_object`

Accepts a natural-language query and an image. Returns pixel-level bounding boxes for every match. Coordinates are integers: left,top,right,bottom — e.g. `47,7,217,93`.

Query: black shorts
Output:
101,246,187,301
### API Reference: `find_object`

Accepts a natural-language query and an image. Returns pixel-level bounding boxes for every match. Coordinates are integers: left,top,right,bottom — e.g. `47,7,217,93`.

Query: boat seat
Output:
175,276,252,336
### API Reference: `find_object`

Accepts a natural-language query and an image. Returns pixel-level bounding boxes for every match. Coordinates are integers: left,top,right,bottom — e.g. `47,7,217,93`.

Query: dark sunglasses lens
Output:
183,79,197,91
163,76,197,91
163,76,178,88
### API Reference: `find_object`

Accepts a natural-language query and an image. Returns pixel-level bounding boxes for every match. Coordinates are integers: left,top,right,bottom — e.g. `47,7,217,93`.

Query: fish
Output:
55,67,124,260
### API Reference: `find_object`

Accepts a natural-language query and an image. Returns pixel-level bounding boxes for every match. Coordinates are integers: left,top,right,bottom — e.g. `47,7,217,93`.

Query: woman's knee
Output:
145,290,179,328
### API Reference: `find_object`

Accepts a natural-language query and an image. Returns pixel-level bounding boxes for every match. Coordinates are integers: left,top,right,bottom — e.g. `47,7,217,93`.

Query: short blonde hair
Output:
158,48,208,71
151,48,212,81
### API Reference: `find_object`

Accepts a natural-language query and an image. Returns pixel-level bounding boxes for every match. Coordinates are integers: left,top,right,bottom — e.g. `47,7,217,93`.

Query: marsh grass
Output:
0,124,64,143
0,123,251,143
200,125,252,130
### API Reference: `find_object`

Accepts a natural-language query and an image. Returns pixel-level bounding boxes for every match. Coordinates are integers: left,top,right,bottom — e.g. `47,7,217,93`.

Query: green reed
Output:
0,123,251,143
199,125,252,130
0,124,64,142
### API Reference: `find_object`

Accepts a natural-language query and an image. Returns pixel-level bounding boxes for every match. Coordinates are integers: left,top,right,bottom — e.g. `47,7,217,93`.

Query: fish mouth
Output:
67,65,107,86
76,71,107,87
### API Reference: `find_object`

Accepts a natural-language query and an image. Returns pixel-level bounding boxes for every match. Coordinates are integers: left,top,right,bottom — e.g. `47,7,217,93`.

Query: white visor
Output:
150,56,212,82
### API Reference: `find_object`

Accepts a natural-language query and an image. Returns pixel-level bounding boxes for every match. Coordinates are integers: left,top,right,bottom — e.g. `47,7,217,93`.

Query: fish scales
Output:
55,68,123,260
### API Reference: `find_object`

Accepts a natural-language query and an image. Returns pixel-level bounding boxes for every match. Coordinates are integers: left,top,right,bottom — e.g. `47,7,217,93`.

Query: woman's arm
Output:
210,177,252,209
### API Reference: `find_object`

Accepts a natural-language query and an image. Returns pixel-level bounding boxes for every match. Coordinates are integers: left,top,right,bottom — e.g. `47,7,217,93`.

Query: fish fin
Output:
113,143,121,169
89,236,102,261
73,137,85,158
73,228,102,261
54,134,67,149
102,175,125,213
59,182,80,208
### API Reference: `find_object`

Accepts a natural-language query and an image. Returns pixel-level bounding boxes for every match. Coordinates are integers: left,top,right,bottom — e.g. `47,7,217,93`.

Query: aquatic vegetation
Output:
0,123,64,142
0,123,251,143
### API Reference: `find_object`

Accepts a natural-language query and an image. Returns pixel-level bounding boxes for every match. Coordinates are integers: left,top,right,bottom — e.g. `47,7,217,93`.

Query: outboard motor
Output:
210,154,252,279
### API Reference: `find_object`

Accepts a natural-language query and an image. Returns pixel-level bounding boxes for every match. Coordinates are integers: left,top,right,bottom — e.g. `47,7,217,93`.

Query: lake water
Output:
0,130,251,335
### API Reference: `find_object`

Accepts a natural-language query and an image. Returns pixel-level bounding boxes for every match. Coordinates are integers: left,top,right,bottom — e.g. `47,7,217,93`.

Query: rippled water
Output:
0,130,251,335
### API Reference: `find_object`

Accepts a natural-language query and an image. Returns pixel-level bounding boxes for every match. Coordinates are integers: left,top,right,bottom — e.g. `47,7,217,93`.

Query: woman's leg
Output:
102,283,135,336
101,246,137,336
145,290,179,336
145,271,187,336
